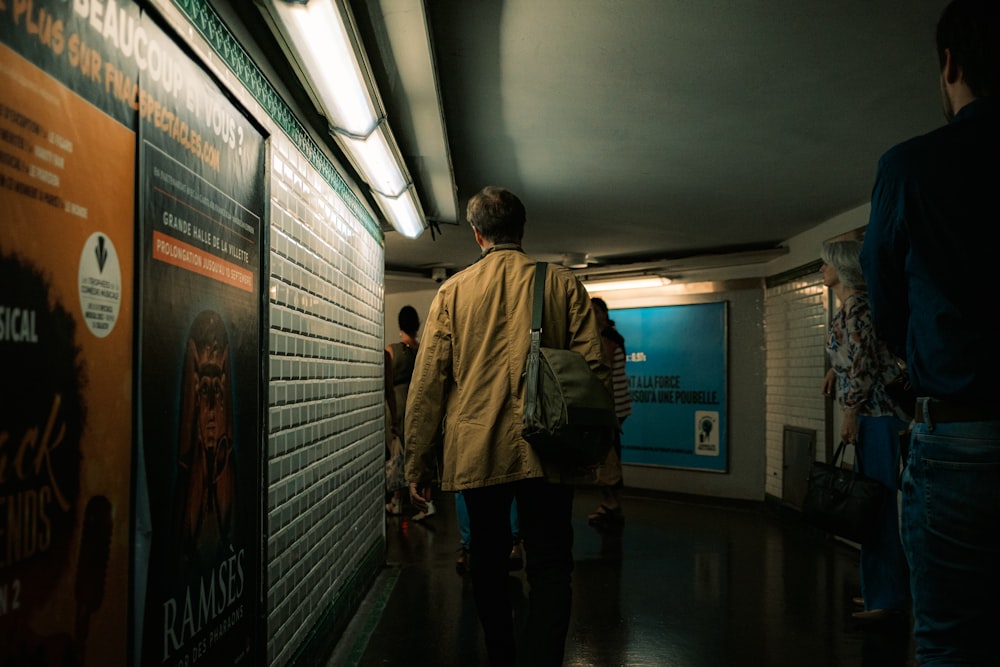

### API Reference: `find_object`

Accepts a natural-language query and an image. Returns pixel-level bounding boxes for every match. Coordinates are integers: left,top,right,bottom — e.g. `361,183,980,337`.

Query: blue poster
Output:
613,303,727,472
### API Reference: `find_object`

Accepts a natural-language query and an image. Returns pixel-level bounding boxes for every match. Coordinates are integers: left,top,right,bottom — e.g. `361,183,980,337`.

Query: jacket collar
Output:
478,242,524,260
953,97,997,124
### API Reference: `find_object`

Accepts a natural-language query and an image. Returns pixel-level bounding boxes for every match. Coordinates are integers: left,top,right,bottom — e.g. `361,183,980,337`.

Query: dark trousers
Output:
463,479,575,667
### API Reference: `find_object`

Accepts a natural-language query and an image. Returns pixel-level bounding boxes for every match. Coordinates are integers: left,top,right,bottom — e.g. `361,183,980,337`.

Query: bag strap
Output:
531,261,547,331
524,262,547,417
832,440,855,468
832,440,847,462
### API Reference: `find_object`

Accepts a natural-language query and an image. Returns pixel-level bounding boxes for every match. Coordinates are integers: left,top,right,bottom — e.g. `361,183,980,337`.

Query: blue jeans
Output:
455,490,519,549
902,399,1000,666
856,415,909,612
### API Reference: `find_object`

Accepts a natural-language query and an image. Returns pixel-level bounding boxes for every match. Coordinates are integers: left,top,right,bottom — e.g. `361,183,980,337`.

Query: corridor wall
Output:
1,0,389,664
153,4,389,664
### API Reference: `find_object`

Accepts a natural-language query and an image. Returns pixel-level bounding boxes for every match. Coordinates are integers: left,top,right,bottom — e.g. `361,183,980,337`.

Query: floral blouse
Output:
827,292,903,417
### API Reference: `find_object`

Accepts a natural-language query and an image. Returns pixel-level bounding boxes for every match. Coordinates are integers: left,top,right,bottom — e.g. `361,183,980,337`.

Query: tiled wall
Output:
143,1,391,664
763,274,829,500
266,134,386,666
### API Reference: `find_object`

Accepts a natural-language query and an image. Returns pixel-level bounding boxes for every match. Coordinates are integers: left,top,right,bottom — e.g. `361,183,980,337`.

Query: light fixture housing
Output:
582,276,671,292
561,252,590,269
258,0,426,238
338,122,408,197
372,187,425,239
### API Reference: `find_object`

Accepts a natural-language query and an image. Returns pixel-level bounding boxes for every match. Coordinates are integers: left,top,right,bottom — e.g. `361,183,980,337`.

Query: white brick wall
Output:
764,274,829,500
266,134,385,666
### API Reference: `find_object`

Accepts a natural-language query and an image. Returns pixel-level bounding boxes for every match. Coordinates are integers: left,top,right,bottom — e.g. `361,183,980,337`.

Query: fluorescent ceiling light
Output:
260,0,426,239
266,0,380,136
582,276,669,292
374,0,458,223
373,188,425,239
339,124,408,197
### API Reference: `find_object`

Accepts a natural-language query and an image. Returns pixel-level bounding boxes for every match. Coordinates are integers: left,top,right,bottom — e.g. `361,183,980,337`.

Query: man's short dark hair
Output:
398,305,420,336
466,186,526,244
937,0,1000,98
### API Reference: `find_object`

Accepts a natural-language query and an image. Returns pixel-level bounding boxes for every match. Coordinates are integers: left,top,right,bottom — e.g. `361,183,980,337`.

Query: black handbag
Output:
801,440,887,544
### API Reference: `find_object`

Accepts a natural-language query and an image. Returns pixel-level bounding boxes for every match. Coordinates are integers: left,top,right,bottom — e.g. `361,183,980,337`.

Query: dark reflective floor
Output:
328,487,916,666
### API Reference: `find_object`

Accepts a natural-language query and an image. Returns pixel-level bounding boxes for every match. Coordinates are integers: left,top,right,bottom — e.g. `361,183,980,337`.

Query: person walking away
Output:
386,306,428,518
860,2,1000,662
384,348,405,514
587,297,632,528
404,186,610,666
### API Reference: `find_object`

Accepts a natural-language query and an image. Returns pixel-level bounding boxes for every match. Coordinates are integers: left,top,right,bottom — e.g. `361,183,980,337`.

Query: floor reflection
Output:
345,488,915,666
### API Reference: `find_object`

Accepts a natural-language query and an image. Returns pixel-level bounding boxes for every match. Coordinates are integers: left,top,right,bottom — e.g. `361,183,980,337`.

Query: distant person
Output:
404,186,610,666
386,306,431,518
860,1,1000,662
384,348,404,515
386,305,420,430
586,297,632,529
820,240,909,623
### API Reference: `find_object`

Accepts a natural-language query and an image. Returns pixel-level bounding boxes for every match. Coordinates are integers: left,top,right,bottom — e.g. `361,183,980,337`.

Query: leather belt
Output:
914,399,998,423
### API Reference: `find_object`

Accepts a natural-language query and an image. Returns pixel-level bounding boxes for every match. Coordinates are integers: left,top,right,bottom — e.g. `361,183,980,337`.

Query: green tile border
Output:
170,0,383,244
335,565,401,666
288,537,387,667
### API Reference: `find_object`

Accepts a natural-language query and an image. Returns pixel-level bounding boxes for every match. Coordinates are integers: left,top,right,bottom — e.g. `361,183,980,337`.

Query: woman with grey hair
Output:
821,240,867,291
820,239,910,622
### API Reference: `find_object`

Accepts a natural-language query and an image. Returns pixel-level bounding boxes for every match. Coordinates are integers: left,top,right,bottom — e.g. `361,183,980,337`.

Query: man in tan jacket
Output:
405,186,610,666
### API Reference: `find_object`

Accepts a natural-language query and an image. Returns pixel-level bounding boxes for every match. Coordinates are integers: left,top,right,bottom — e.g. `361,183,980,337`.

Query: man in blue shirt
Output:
860,1,999,663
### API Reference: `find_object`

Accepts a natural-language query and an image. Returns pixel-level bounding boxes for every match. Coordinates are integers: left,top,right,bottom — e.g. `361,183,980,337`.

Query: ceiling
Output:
234,1,950,289
363,0,948,289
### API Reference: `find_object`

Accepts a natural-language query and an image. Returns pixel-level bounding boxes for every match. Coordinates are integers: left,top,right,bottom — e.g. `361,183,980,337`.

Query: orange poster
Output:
0,32,134,667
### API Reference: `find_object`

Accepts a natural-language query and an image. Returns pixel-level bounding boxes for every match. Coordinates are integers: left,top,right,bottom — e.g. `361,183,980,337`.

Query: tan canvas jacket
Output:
404,245,612,490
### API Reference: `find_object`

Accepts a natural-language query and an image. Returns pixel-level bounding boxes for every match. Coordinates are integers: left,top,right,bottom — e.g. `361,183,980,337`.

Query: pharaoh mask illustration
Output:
175,310,236,571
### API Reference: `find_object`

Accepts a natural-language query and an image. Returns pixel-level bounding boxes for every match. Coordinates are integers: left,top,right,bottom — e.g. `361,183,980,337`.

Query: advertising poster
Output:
614,303,728,472
134,13,265,667
0,0,138,664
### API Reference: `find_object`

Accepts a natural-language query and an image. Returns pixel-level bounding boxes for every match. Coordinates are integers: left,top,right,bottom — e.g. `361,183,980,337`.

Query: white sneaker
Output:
414,500,436,522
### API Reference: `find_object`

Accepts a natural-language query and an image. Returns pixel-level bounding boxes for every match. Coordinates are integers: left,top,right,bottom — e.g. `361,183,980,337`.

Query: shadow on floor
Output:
329,487,916,666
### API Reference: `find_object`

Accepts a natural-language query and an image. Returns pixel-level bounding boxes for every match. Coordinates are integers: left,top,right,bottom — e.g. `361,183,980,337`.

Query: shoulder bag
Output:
521,262,618,468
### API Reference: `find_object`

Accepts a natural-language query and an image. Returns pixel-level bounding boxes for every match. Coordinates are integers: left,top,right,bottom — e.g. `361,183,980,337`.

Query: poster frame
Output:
612,301,729,473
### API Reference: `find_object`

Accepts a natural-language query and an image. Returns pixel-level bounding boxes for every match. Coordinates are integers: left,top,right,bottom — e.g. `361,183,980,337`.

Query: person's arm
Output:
841,298,875,443
384,348,397,427
566,278,612,392
611,344,631,422
822,367,836,398
861,154,909,359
